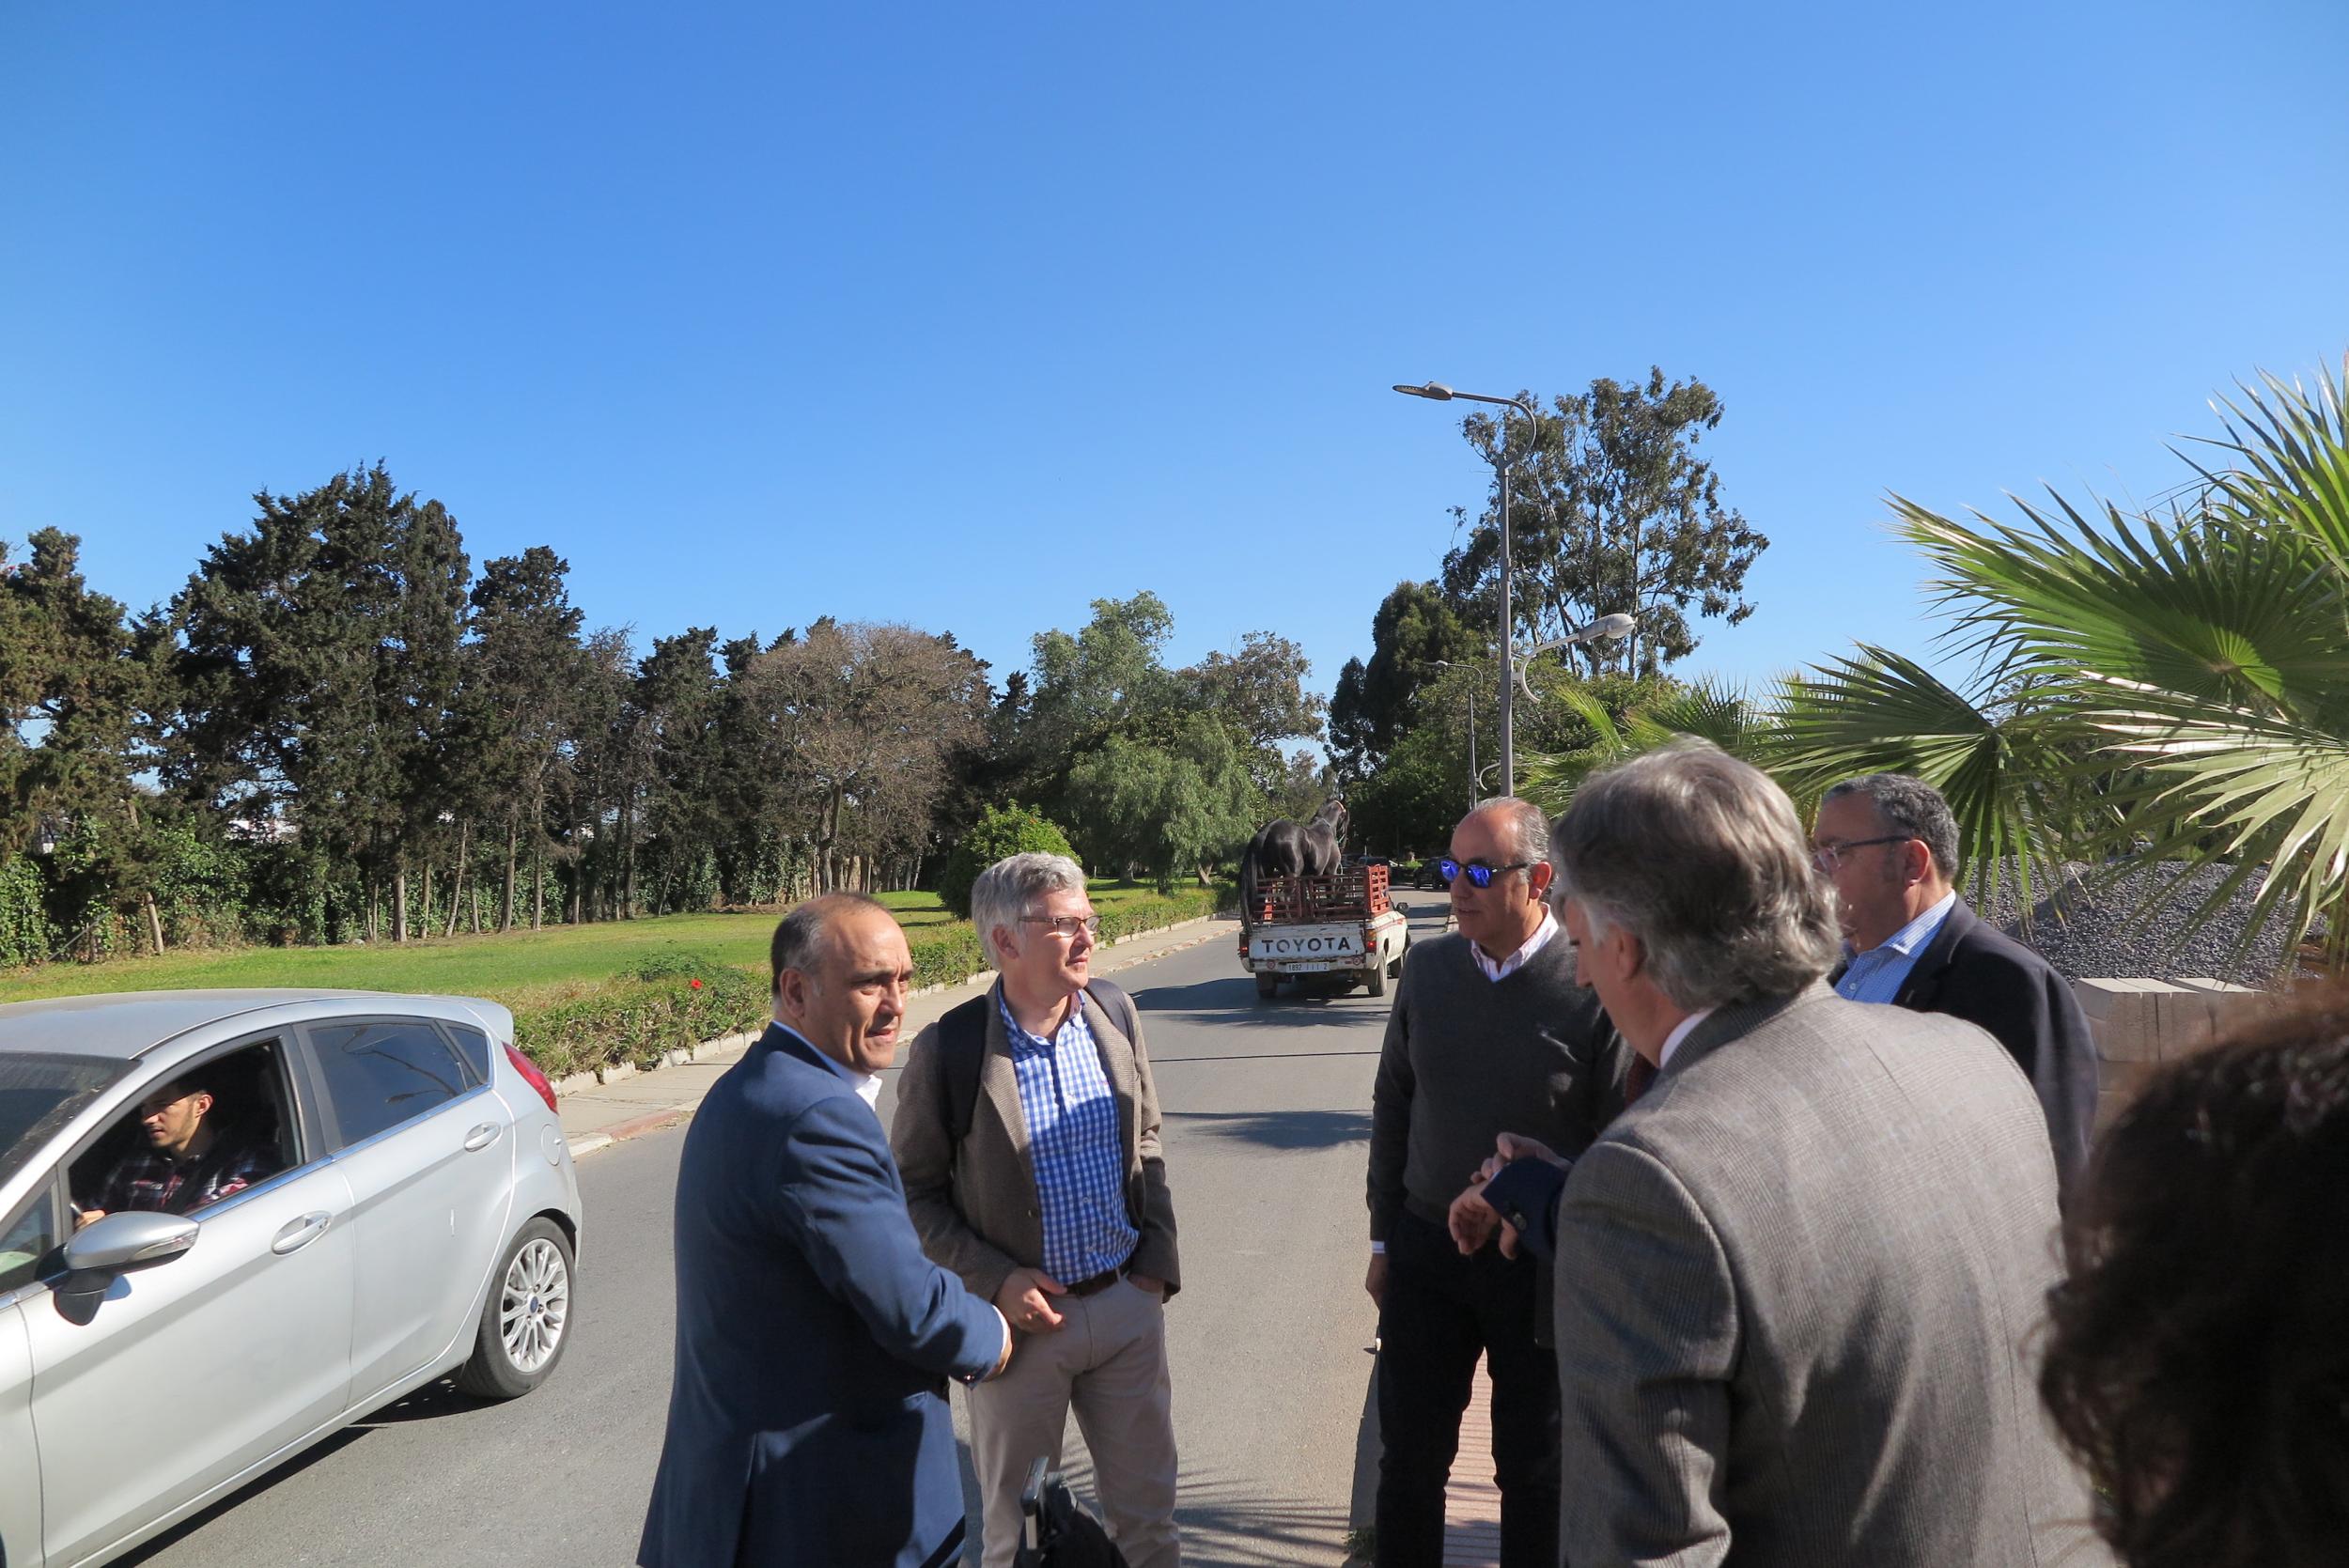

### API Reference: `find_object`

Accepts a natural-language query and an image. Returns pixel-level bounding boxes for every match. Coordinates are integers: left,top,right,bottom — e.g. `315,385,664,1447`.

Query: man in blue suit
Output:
640,893,1013,1568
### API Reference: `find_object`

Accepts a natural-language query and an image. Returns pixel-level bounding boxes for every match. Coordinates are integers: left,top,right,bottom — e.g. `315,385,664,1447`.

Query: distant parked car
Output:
0,989,584,1568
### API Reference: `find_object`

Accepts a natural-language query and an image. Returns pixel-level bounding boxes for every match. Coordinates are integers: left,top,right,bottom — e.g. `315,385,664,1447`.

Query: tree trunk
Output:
532,834,545,930
419,862,432,940
393,866,409,943
502,816,519,932
444,821,469,938
619,791,636,920
470,877,482,935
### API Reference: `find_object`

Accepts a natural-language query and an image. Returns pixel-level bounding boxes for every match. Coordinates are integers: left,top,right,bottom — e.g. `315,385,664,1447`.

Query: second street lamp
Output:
1393,380,1539,792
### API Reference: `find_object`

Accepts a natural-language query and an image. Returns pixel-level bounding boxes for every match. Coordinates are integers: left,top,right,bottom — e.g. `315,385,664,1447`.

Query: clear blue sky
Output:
5,1,2344,719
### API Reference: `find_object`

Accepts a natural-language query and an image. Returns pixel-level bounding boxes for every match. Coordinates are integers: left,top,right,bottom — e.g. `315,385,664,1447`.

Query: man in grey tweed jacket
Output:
1464,741,2107,1568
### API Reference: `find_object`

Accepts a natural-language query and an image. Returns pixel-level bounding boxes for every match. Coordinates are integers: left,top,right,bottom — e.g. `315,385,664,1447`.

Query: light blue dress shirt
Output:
1833,890,1958,1004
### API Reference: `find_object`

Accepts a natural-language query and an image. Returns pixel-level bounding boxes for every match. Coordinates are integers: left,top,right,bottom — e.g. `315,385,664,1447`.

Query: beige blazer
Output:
891,984,1181,1304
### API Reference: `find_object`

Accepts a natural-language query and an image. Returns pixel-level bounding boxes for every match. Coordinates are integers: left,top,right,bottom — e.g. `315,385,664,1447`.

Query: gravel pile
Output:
1965,858,2320,985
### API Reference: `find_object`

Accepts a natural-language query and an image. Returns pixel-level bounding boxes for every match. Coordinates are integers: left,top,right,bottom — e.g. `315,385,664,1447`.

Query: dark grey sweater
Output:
1367,928,1627,1243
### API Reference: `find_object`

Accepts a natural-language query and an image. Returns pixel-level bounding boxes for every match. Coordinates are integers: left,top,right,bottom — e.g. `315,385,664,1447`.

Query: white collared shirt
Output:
1658,1006,1719,1070
1471,910,1561,983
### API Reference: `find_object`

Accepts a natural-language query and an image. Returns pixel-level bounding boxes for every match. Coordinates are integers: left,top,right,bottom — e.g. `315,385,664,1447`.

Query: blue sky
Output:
5,1,2344,723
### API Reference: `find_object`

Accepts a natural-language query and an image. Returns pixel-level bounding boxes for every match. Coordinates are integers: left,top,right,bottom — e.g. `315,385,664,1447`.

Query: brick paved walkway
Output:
1440,1355,1502,1566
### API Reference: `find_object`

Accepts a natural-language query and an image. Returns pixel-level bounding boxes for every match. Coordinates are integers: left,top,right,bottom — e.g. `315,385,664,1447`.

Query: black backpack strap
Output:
936,993,993,1144
1083,977,1142,1048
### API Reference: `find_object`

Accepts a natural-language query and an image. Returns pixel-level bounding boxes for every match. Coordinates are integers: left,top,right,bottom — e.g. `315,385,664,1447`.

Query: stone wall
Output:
2074,977,2283,1129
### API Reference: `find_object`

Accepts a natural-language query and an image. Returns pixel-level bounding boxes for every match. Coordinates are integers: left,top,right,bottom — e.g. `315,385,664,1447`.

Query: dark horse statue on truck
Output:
1239,798,1348,927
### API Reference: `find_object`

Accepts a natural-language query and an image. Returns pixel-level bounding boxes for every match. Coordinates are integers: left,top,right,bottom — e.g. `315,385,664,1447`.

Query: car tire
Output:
1255,973,1280,1001
455,1217,575,1401
1364,961,1388,998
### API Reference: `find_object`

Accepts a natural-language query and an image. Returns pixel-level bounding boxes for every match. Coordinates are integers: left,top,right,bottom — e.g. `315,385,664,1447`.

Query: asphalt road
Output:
126,905,1448,1568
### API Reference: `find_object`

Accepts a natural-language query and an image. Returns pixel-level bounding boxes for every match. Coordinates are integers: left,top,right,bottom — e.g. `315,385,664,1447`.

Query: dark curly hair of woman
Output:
2039,989,2349,1568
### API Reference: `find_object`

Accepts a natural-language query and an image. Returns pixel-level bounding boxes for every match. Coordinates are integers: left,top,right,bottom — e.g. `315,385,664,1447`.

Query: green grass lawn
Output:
0,881,1174,1011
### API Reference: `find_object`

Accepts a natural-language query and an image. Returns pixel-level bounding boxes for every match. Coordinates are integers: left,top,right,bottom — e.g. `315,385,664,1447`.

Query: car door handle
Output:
464,1123,502,1152
272,1212,333,1254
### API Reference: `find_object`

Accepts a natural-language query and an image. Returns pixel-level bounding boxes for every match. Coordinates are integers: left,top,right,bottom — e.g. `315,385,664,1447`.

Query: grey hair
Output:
971,851,1088,956
770,892,888,996
1823,773,1960,879
1550,740,1842,1010
1470,796,1551,866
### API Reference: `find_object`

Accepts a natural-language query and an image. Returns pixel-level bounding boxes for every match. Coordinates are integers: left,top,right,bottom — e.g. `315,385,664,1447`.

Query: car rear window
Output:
0,1053,132,1190
307,1019,473,1147
443,1022,493,1086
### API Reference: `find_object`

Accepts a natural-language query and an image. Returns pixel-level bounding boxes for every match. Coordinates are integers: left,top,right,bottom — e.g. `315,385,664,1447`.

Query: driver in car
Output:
74,1079,278,1227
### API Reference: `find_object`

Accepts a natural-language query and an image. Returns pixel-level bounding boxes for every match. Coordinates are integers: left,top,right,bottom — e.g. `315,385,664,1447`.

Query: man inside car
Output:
74,1078,278,1227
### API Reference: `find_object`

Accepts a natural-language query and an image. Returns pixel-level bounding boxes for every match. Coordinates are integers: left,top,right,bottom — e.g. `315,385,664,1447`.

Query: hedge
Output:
510,886,1224,1079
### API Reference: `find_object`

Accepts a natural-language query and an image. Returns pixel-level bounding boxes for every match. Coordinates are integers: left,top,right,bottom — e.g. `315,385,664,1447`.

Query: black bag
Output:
1015,1457,1130,1568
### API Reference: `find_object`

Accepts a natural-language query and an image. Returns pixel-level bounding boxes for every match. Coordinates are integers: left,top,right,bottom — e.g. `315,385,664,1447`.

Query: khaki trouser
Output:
968,1276,1179,1568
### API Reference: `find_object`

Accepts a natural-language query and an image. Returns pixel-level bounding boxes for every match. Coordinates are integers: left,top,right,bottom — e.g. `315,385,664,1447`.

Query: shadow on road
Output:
1130,976,1266,1011
1163,1108,1372,1151
113,1428,371,1565
1174,1468,1357,1566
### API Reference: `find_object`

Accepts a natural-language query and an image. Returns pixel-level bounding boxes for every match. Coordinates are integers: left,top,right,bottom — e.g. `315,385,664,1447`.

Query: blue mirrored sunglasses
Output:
1437,857,1533,889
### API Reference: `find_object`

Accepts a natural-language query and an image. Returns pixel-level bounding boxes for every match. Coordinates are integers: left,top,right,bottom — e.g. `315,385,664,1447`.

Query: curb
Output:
562,913,1237,1160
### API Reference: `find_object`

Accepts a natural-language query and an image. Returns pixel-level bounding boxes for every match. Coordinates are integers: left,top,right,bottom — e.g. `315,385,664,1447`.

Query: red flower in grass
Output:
690,978,703,989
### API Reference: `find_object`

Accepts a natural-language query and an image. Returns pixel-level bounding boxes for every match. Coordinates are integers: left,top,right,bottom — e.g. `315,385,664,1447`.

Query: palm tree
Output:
1517,679,1769,815
1786,355,2349,969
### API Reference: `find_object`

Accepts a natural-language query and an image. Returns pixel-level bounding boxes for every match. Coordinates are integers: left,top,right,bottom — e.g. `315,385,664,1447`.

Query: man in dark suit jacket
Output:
1812,773,2099,1197
1453,743,2108,1567
639,894,1011,1568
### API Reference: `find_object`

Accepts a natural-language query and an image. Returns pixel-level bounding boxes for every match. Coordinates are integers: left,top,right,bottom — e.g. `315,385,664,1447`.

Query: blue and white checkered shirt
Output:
997,986,1139,1285
1834,891,1957,1004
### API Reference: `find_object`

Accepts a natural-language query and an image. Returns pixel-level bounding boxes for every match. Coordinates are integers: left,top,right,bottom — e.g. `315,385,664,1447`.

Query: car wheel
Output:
1364,962,1388,998
1255,973,1280,1001
455,1217,574,1400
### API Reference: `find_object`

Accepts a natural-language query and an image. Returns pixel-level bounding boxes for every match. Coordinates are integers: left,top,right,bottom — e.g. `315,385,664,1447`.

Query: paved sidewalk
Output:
1443,1357,1503,1566
557,915,1241,1157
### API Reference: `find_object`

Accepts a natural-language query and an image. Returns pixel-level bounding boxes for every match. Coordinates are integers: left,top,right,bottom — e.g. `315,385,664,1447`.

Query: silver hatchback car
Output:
0,989,584,1568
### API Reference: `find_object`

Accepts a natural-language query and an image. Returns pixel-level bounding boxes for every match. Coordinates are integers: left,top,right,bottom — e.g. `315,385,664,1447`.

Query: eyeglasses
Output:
1022,914,1101,938
1811,834,1909,872
1437,857,1533,889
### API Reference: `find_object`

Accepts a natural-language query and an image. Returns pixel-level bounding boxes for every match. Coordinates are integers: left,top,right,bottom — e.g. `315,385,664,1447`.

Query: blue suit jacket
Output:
638,1025,1006,1568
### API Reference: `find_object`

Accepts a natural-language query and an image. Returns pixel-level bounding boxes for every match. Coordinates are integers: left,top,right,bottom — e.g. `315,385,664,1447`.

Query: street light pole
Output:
1393,381,1539,794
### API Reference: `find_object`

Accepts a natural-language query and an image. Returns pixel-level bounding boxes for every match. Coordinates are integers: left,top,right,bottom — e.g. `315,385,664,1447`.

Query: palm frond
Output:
1891,493,2349,719
1770,645,2077,916
2076,676,2349,968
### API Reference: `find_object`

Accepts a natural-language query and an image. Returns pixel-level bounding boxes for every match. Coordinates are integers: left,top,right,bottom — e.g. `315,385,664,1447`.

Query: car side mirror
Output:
62,1210,199,1275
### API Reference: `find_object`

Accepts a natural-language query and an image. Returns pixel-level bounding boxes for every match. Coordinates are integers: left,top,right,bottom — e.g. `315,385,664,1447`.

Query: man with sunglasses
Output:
1813,773,2097,1200
1365,799,1629,1568
893,851,1181,1568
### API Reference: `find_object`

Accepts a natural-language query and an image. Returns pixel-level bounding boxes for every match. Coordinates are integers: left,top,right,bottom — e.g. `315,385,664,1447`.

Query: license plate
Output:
1280,960,1340,973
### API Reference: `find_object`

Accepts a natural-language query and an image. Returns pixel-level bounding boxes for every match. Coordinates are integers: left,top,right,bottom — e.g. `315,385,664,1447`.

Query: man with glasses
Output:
894,851,1181,1568
1450,745,2103,1566
1364,799,1627,1568
1813,773,2097,1198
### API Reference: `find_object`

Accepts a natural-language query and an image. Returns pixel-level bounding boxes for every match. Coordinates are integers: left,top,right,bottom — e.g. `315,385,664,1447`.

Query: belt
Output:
1063,1252,1139,1297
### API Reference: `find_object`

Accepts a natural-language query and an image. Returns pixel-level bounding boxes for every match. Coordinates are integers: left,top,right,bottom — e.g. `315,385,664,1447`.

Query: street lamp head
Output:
1584,613,1637,642
1392,381,1456,401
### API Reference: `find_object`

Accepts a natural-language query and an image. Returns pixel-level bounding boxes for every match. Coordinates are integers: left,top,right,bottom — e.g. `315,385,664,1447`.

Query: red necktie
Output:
1625,1053,1657,1104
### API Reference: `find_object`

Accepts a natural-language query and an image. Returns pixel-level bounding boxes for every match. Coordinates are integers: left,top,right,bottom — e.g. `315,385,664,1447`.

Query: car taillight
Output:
505,1041,558,1113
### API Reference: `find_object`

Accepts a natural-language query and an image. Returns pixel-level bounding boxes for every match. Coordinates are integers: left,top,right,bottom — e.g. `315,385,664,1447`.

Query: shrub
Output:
506,892,1225,1078
513,958,767,1079
935,803,1078,917
0,857,54,969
